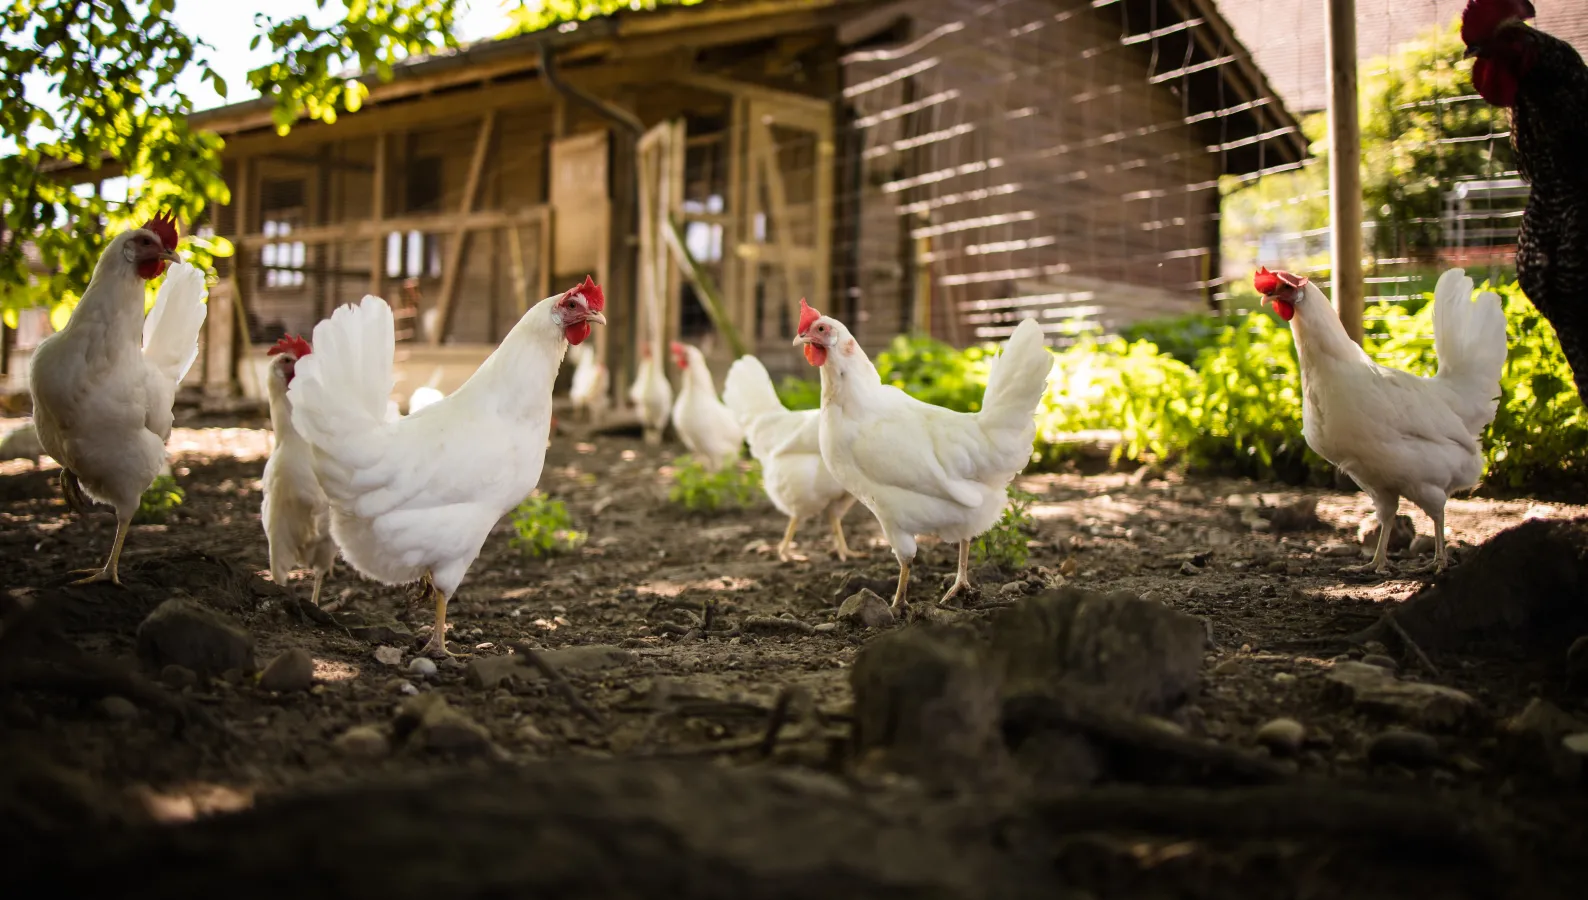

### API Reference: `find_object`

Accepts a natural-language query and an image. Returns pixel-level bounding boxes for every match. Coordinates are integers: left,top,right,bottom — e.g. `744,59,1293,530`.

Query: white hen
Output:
1255,266,1507,574
0,422,44,468
29,215,204,586
629,342,673,445
670,341,744,471
407,367,445,414
723,355,857,560
795,301,1053,608
261,334,337,611
568,343,610,423
288,277,606,656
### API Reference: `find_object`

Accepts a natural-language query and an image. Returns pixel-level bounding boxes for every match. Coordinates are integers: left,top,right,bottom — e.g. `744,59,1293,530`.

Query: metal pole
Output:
1327,0,1364,345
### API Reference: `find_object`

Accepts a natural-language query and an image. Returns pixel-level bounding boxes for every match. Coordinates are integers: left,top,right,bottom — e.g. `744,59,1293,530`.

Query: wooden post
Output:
369,133,388,299
210,156,252,397
431,110,499,344
1327,0,1364,345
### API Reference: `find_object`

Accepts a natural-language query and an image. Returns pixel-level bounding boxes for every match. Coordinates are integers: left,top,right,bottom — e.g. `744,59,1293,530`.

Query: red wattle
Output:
1273,299,1295,322
1471,58,1519,107
137,259,167,280
804,343,827,366
564,321,592,345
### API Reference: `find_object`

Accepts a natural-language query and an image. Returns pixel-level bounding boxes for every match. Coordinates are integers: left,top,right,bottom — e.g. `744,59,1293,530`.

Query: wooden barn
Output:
17,0,1306,400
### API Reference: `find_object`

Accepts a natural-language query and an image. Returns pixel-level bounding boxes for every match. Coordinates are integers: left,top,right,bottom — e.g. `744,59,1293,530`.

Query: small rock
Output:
407,657,439,679
813,622,838,633
1139,589,1170,605
258,648,315,693
1272,671,1297,684
1408,534,1436,557
1363,641,1389,655
158,665,197,690
1178,561,1201,576
837,589,897,629
347,622,415,645
99,696,139,722
1360,654,1399,672
395,693,498,757
1255,717,1306,755
333,724,390,758
741,615,816,635
1317,542,1360,559
1367,729,1442,767
373,646,404,667
395,680,419,696
1325,661,1478,729
467,655,525,690
136,598,256,677
516,722,554,747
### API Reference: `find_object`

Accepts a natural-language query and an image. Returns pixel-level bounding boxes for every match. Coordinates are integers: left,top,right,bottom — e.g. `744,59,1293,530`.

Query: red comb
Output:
1253,268,1279,295
1461,0,1534,46
144,211,180,252
267,334,312,358
573,275,604,312
797,298,821,336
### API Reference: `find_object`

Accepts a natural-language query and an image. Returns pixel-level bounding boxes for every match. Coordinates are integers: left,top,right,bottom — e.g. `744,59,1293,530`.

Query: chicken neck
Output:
1289,282,1371,380
451,300,570,422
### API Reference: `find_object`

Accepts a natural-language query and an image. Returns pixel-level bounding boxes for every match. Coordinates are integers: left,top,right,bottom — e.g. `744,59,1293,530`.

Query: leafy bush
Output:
972,486,1039,569
776,376,821,411
134,474,184,525
509,493,586,557
668,457,761,512
874,334,992,412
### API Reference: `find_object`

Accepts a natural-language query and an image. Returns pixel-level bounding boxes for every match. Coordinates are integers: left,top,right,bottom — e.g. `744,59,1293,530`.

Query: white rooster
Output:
1254,266,1507,574
29,215,205,585
670,341,744,471
794,300,1053,608
722,354,857,560
568,343,610,423
288,276,606,657
261,334,338,611
629,342,673,445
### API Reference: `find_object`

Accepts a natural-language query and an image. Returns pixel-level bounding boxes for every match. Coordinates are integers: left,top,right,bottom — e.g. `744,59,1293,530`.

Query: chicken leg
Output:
70,513,130,587
828,508,855,561
890,559,912,609
1344,491,1399,576
775,517,800,561
938,541,972,606
419,571,455,658
1404,490,1449,576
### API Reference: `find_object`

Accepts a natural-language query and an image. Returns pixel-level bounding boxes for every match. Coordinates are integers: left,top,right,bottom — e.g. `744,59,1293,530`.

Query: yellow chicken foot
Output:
776,517,799,561
829,510,855,561
309,570,327,609
418,573,457,658
69,516,130,587
890,560,912,609
938,541,972,606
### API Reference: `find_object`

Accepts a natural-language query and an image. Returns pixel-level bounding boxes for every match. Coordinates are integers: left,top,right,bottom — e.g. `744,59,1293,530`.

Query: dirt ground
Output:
3,409,1586,895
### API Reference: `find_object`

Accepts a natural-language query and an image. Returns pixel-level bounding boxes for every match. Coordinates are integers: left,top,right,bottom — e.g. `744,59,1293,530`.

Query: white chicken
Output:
568,343,610,424
29,215,205,585
629,342,673,445
407,368,445,415
288,276,606,657
670,341,744,472
260,334,337,611
794,301,1053,608
723,355,857,560
1254,267,1507,574
0,422,44,468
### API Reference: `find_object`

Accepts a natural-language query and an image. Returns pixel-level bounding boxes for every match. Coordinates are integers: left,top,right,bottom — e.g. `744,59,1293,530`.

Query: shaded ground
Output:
1,411,1585,896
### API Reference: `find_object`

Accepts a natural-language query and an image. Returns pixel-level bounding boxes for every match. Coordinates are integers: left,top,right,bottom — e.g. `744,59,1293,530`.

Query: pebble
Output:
1317,542,1359,558
1367,729,1442,767
395,680,419,696
333,725,390,758
813,622,838,634
1360,654,1399,672
99,696,139,722
1178,561,1201,576
135,598,256,677
373,646,404,666
837,589,897,629
258,648,315,693
1255,717,1306,755
407,657,439,679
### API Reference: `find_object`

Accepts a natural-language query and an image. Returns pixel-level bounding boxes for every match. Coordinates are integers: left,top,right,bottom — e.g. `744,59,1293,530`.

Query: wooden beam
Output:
722,96,747,341
536,208,553,305
264,152,375,173
1327,0,1364,345
673,72,832,122
237,205,549,250
811,119,835,319
752,115,804,340
508,225,531,315
369,134,388,298
211,156,253,396
431,111,499,345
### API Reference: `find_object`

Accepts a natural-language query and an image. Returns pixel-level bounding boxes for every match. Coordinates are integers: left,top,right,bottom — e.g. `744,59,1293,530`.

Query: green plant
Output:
776,376,821,411
972,487,1039,570
508,493,586,557
668,456,760,512
133,474,184,525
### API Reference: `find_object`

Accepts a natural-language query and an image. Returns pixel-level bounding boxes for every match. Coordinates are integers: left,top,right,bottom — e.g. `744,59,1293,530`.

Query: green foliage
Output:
133,474,184,525
668,456,760,512
508,493,586,557
972,486,1038,570
504,0,707,34
776,376,821,411
873,333,994,412
1359,23,1514,260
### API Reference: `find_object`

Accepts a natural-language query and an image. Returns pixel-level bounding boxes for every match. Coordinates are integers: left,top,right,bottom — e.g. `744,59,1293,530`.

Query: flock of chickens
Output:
5,0,1583,662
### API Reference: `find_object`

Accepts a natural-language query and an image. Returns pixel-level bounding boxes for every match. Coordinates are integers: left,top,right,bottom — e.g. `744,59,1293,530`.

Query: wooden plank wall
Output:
840,0,1234,348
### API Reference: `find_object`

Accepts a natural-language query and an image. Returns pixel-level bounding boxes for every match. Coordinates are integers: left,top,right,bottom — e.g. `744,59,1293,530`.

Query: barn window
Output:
383,156,444,280
259,178,306,290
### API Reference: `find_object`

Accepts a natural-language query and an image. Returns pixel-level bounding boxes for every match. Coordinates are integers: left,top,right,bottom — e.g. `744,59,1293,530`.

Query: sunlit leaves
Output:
502,0,708,36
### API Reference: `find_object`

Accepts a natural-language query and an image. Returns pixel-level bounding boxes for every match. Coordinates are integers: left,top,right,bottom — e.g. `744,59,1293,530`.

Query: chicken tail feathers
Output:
722,355,785,423
978,317,1054,438
289,295,396,449
1432,267,1508,433
141,262,208,387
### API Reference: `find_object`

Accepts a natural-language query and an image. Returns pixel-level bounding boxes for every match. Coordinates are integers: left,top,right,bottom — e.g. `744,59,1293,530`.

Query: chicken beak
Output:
158,249,181,262
585,311,607,326
792,334,807,347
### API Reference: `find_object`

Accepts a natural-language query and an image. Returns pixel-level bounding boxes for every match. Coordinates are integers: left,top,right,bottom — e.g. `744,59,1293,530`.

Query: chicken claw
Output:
775,517,800,562
829,508,859,562
937,541,972,606
68,567,123,588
